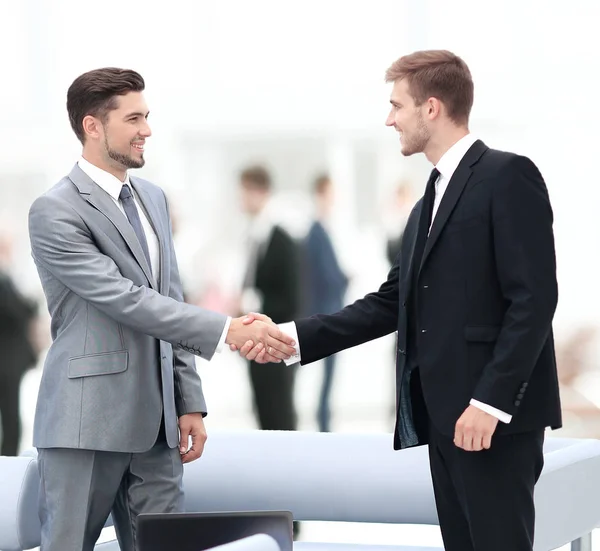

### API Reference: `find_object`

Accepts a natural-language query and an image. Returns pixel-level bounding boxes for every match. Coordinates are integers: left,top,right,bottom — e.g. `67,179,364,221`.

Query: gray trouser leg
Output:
111,441,184,551
38,448,130,551
38,442,184,551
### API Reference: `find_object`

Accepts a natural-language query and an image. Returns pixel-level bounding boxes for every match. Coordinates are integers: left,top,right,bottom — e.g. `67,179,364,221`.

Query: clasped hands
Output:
227,314,498,451
225,312,294,363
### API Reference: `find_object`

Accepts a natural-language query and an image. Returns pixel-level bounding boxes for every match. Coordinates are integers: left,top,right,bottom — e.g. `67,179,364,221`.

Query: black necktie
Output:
412,168,439,271
119,184,152,269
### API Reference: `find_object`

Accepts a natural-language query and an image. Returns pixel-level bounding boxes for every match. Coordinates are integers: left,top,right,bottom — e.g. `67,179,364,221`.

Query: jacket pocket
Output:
465,325,501,342
68,350,128,378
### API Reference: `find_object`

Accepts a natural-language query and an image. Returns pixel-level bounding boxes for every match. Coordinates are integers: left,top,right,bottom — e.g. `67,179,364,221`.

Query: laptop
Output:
136,510,294,551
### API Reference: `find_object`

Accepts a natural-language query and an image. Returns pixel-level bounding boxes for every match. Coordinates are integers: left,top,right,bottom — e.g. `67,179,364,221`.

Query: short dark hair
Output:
67,68,145,144
385,50,473,126
240,165,272,191
313,173,331,195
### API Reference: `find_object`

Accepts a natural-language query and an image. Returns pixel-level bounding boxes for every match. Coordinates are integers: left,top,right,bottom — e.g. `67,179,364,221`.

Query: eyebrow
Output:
124,111,150,119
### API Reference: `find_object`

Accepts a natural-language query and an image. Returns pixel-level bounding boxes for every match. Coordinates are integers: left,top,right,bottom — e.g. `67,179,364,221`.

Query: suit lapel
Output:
419,140,488,272
68,164,157,289
402,200,423,302
130,178,167,293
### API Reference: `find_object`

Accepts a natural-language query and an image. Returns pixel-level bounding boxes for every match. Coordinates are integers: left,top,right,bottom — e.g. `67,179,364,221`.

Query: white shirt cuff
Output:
470,399,512,424
278,322,301,366
215,316,232,354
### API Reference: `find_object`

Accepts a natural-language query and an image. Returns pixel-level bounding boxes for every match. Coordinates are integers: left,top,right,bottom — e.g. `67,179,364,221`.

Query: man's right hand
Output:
225,315,296,362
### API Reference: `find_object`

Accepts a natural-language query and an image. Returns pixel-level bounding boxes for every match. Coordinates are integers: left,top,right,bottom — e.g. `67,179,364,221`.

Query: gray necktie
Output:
119,184,151,269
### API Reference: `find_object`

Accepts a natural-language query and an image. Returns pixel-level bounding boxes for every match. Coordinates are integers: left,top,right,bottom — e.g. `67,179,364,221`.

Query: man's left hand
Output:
454,405,499,451
178,413,207,463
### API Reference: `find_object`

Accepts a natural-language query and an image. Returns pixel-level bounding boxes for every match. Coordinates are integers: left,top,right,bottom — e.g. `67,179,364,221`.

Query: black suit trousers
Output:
0,368,23,456
248,360,297,431
428,420,544,551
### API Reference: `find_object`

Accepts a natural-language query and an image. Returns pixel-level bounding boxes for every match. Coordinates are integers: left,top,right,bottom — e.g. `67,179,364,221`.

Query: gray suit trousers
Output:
38,441,184,551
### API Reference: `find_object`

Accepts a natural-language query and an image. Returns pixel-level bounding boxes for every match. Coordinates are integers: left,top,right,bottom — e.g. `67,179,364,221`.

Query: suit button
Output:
423,285,429,289
523,382,529,388
515,400,521,406
398,348,406,355
402,301,406,308
421,329,427,333
517,393,524,400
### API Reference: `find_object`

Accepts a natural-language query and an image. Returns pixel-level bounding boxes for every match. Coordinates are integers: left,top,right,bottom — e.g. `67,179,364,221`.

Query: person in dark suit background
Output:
239,165,301,433
302,174,348,432
238,50,561,551
0,234,39,456
384,180,415,418
385,180,414,267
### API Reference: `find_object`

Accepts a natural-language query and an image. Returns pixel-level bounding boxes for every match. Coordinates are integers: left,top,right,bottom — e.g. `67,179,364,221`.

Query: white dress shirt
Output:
78,157,229,353
79,157,160,278
280,134,512,424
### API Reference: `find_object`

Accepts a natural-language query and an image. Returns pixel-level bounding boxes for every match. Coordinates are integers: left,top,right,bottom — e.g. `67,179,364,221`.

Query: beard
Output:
104,134,145,169
401,110,430,156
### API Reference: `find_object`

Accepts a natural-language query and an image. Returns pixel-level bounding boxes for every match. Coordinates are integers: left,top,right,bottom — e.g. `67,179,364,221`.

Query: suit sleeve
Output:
295,257,400,365
472,155,558,414
163,193,207,417
29,194,227,361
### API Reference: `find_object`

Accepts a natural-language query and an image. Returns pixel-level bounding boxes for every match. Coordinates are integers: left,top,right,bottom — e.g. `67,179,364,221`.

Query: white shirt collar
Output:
78,157,130,201
435,133,478,181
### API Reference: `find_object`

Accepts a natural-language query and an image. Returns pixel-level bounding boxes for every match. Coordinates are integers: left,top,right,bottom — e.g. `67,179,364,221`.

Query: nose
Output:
140,120,152,137
385,109,395,127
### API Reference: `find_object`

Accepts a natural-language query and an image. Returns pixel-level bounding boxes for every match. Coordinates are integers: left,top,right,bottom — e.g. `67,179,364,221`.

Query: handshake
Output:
225,313,296,364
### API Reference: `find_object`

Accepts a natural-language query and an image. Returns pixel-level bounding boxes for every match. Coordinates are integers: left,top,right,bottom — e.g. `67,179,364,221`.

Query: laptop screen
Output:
136,511,293,551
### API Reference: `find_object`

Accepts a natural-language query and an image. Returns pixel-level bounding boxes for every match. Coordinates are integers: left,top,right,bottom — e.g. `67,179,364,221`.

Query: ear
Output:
426,97,442,121
82,115,103,141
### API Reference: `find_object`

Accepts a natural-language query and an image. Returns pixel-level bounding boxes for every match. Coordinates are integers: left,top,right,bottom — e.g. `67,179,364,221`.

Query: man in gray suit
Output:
28,68,295,551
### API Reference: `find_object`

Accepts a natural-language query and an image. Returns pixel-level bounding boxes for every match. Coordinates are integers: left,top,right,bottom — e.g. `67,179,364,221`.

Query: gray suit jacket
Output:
28,164,227,452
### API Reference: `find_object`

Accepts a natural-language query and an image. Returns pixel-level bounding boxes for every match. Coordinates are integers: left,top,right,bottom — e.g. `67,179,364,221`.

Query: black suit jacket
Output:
295,140,562,449
0,272,38,376
254,225,301,324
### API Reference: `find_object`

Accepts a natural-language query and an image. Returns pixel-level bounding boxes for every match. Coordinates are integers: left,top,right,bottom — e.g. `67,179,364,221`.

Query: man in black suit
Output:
237,50,561,551
239,165,301,433
0,236,39,456
302,174,348,432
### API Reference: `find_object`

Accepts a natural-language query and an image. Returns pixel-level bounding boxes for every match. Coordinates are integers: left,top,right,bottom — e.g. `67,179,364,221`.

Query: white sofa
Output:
1,431,599,551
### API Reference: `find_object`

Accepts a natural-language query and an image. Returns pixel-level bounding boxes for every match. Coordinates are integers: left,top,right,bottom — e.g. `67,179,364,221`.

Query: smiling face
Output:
100,91,151,170
81,90,151,178
385,78,431,157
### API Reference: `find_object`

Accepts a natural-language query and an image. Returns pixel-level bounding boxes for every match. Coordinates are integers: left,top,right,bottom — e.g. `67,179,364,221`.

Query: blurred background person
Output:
302,174,348,432
0,231,39,456
554,325,600,437
383,179,415,417
239,165,301,433
384,180,415,267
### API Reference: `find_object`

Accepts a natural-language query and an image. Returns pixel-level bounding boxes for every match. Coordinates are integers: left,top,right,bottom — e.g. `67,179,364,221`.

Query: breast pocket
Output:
445,215,485,233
